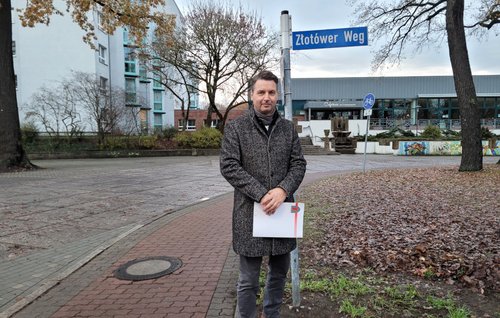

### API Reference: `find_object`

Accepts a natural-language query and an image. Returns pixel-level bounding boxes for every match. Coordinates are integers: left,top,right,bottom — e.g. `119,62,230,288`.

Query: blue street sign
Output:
292,27,368,50
363,93,375,110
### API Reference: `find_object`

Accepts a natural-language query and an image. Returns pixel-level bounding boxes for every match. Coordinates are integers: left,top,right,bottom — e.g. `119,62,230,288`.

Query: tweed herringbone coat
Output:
220,108,307,257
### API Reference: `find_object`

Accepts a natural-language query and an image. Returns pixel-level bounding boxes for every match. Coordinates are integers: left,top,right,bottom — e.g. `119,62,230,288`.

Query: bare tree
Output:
25,88,64,140
139,40,197,131
150,1,280,132
120,104,143,136
24,84,84,144
350,0,499,171
60,82,85,140
469,0,500,30
26,71,144,147
69,71,128,146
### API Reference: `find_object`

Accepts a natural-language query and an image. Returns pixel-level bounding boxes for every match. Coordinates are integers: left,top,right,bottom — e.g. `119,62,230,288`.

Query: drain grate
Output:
114,256,182,281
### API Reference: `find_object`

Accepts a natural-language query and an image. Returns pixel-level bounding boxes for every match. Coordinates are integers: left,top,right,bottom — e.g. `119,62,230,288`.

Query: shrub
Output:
138,135,158,149
174,132,192,148
355,134,379,142
481,127,495,139
400,129,416,137
192,127,222,148
160,126,178,140
442,129,461,138
374,127,415,139
21,121,39,143
420,125,442,139
103,136,128,150
174,127,222,149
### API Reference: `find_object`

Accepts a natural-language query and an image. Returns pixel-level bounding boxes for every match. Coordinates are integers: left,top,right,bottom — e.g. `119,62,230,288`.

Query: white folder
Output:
252,202,305,238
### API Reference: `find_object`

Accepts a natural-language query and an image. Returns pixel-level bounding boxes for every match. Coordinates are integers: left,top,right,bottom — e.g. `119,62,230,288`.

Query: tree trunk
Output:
185,101,190,131
205,105,213,128
446,0,482,171
0,0,34,171
180,99,186,131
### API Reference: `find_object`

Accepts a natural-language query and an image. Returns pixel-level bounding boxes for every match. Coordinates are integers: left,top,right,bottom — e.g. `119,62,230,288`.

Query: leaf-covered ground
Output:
272,164,499,317
299,164,499,294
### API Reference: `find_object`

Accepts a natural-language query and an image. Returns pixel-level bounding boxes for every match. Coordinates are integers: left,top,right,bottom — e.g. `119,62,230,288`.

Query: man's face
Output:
252,79,278,115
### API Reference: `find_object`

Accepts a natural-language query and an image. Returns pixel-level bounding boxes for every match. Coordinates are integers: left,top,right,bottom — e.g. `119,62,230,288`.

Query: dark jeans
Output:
237,253,290,318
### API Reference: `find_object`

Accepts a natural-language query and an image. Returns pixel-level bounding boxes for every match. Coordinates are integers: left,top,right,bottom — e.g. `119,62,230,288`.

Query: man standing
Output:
220,70,306,318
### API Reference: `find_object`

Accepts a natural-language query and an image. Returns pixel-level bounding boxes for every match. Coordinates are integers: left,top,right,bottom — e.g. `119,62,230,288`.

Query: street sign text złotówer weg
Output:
292,26,368,50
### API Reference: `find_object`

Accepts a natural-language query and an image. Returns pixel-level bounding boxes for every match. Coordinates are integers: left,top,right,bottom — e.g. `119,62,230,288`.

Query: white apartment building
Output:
12,0,193,134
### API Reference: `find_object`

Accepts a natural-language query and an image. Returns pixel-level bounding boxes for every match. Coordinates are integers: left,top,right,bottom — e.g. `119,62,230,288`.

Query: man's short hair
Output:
250,70,279,92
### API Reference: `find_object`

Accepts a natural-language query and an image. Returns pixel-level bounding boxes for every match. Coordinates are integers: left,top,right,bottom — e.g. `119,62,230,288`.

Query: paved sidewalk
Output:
1,155,497,318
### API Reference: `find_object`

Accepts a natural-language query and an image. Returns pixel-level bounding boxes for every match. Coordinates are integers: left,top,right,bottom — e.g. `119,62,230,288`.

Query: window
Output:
124,47,137,74
125,78,136,104
122,27,138,46
496,98,500,118
178,119,196,131
419,98,442,120
98,44,107,64
153,90,162,111
371,100,382,119
97,11,105,31
139,109,149,133
154,114,163,131
189,92,198,109
123,28,129,44
484,97,495,109
99,76,108,94
153,71,162,89
12,41,16,56
187,119,196,130
139,65,148,81
204,119,220,128
393,99,411,120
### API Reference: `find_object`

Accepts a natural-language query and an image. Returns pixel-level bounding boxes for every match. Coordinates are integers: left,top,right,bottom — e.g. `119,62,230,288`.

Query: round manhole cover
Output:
114,256,182,281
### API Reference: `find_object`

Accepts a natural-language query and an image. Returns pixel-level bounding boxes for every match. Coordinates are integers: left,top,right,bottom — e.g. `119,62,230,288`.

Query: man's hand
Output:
260,187,287,215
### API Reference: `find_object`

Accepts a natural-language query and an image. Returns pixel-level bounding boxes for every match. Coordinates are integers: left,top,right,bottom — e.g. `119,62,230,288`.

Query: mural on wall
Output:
399,141,429,155
431,141,462,155
398,140,499,156
483,140,500,156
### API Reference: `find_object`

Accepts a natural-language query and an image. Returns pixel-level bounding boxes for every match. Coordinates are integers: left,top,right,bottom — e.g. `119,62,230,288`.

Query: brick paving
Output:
46,195,234,318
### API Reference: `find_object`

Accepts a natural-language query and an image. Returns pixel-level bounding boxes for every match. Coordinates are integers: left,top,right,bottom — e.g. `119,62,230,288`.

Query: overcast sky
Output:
174,0,500,78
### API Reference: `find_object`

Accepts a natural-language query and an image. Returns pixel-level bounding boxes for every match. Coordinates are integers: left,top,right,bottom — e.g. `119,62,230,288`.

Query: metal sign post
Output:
281,10,300,308
362,93,375,173
281,11,293,121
